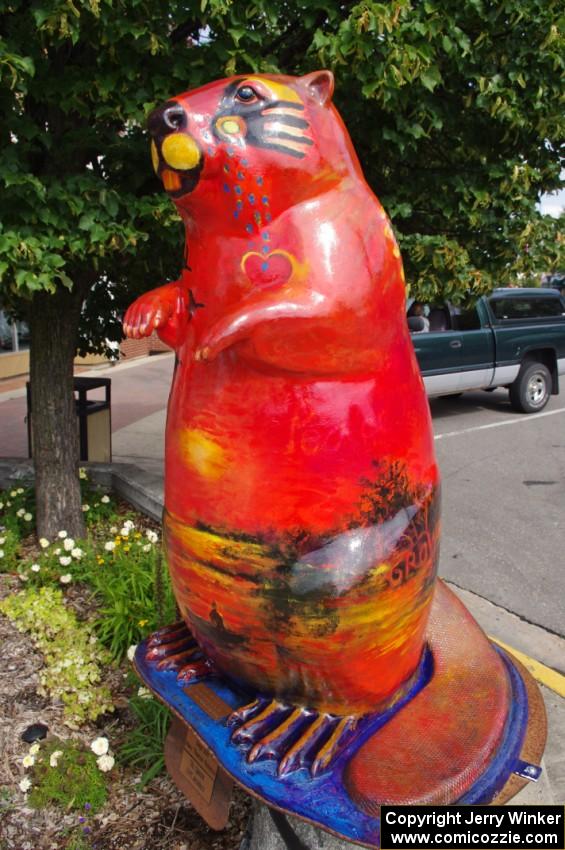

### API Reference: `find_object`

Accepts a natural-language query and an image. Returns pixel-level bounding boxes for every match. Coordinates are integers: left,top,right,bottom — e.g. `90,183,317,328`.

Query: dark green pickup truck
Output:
408,287,565,413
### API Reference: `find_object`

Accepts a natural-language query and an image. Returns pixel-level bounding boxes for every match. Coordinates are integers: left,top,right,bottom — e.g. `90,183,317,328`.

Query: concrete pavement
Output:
1,353,564,805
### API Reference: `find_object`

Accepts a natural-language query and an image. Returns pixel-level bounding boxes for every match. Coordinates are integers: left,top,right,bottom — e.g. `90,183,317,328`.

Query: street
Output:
431,390,565,638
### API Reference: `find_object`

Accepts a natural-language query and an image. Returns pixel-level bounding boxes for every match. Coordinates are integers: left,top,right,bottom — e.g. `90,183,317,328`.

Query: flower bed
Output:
0,475,250,850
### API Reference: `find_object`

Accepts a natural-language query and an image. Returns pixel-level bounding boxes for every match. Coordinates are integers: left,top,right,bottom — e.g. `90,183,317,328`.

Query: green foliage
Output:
120,684,171,788
2,479,175,660
1,0,562,323
0,486,35,537
0,586,114,727
79,469,119,526
0,528,20,573
0,0,187,347
90,527,176,661
27,739,107,813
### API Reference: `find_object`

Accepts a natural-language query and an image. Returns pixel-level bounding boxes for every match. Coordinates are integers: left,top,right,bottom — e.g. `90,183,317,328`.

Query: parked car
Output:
407,288,565,413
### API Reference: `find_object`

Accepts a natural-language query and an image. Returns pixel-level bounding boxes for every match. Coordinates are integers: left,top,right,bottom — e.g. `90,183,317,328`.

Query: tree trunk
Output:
244,801,356,850
29,286,86,540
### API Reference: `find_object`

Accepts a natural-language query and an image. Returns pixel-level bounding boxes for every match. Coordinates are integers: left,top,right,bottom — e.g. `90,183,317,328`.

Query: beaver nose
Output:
148,102,187,137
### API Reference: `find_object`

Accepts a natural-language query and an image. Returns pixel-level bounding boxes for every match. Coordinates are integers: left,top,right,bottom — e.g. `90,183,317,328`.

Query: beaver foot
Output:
146,623,356,776
228,699,358,778
145,621,217,681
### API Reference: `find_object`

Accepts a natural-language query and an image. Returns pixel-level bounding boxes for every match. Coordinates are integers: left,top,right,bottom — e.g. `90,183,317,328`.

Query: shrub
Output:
91,527,176,660
0,486,35,538
0,586,114,727
0,528,20,574
27,739,107,813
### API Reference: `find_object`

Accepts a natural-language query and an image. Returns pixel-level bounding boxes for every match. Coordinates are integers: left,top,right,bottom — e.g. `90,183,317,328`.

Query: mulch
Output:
0,573,251,850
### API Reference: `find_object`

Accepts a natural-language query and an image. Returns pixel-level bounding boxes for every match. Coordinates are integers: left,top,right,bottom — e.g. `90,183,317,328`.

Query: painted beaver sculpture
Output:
124,70,440,761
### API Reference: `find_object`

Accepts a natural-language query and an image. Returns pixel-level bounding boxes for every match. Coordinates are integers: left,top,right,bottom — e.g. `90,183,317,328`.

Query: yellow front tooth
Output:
162,133,201,170
150,140,159,173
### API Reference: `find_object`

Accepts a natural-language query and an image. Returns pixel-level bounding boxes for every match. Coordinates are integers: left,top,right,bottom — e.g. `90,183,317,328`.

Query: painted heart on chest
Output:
242,250,294,290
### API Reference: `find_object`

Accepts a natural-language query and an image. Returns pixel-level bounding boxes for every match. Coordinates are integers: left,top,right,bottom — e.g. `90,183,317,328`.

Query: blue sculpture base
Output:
134,588,545,848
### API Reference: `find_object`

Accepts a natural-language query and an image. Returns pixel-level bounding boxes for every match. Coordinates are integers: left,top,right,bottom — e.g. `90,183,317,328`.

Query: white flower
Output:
110,526,118,534
29,743,40,755
101,495,110,504
82,504,90,512
63,537,75,551
0,502,3,509
96,754,115,773
58,530,67,539
59,574,72,584
10,490,17,497
90,737,109,756
71,548,83,559
127,644,137,662
19,777,32,793
142,544,151,553
104,541,115,551
59,556,72,567
17,488,24,494
146,530,159,544
49,750,63,767
0,550,4,559
79,468,88,479
119,527,130,537
137,687,152,700
123,519,135,531
0,536,5,545
31,564,41,573
24,512,32,522
17,508,25,517
22,754,35,768
39,538,49,548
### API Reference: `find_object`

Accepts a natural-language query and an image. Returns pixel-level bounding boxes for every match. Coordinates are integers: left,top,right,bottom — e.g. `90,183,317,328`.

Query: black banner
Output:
380,805,564,849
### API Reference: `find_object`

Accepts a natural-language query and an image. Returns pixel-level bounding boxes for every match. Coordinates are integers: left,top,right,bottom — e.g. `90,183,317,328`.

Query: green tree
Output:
1,1,192,536
1,0,563,536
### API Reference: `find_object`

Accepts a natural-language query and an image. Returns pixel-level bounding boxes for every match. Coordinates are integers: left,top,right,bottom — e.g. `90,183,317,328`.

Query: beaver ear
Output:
301,70,334,106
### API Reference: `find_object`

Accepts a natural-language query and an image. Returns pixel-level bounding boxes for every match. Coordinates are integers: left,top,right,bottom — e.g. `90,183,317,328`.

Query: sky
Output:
538,187,565,218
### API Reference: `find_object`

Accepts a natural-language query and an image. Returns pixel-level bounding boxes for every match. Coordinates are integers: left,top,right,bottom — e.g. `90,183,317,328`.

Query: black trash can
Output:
27,376,112,462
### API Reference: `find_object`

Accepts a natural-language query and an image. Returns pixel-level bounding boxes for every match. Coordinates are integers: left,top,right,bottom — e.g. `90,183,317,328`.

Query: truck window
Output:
490,297,565,320
454,307,481,331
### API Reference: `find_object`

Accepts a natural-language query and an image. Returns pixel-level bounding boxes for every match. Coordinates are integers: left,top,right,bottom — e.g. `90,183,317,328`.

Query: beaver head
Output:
147,72,362,219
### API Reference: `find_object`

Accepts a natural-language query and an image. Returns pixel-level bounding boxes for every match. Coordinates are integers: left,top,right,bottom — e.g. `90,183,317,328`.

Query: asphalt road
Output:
431,389,565,638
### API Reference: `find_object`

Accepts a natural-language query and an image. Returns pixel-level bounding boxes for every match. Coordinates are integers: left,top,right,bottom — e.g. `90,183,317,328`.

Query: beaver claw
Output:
228,698,357,777
144,621,217,681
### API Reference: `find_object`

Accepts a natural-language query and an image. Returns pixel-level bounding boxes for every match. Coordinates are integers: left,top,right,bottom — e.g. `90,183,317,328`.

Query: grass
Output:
120,684,172,789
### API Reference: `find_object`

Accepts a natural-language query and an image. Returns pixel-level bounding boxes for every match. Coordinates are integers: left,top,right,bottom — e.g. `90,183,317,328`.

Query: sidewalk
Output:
0,352,174,464
1,353,563,806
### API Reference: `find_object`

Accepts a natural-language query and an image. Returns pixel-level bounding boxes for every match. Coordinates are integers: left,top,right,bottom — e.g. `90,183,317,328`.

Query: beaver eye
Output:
236,85,258,103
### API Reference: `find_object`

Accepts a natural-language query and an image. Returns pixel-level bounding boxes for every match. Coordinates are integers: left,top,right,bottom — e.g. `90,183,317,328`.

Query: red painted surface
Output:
124,72,440,715
344,581,511,807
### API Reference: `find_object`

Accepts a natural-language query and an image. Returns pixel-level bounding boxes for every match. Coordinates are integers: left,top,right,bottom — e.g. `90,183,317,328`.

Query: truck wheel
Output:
509,362,551,413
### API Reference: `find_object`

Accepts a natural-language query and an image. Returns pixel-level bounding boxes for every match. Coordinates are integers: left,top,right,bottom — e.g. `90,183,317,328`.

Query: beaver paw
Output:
145,621,216,681
123,282,187,340
227,699,358,778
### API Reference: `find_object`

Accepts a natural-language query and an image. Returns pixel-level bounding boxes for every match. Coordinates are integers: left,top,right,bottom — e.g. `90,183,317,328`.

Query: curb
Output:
0,458,163,523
